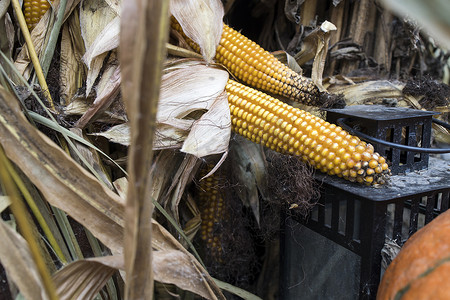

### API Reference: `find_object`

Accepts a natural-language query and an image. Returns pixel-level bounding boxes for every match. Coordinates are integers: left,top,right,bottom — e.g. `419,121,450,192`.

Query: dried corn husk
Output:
80,0,118,96
14,0,81,78
0,1,14,62
170,0,224,63
159,61,230,157
230,135,269,225
326,79,405,105
0,221,47,300
0,83,225,300
75,52,120,128
95,60,230,157
295,21,337,90
60,7,86,104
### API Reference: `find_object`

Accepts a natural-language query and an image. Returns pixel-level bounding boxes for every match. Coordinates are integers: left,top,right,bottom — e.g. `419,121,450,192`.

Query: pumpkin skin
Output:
377,209,450,300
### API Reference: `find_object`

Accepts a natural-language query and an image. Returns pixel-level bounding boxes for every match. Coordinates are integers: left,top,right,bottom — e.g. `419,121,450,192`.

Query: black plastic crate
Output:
280,157,450,300
325,105,438,175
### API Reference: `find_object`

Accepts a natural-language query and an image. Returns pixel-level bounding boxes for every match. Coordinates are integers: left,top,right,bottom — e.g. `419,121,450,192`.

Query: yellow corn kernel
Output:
23,0,52,31
197,165,226,261
171,19,322,106
226,79,390,185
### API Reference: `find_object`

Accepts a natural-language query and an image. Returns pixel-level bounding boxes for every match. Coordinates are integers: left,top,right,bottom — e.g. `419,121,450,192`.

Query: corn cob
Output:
197,165,226,261
226,79,390,185
171,19,322,106
23,0,52,31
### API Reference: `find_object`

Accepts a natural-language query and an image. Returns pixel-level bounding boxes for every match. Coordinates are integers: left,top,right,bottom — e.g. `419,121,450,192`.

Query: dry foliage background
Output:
0,0,449,299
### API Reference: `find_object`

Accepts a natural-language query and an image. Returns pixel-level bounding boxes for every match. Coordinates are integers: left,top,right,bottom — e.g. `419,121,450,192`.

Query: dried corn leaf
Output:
0,86,125,253
76,55,120,128
199,152,228,180
104,0,121,15
165,154,200,222
122,150,199,224
53,249,223,300
327,80,405,106
158,63,226,122
311,21,337,91
113,176,197,251
323,75,359,88
115,177,224,299
170,0,224,63
295,21,335,65
14,11,51,78
81,12,119,96
147,151,186,208
159,61,230,157
0,196,10,213
91,123,130,145
434,128,450,144
182,215,202,243
93,124,184,150
92,60,230,153
0,220,47,300
401,94,422,109
434,106,450,113
64,93,127,124
0,87,224,299
80,0,118,64
86,52,109,97
154,124,188,149
82,16,119,69
53,256,119,300
150,221,223,299
230,135,268,225
112,177,128,199
273,50,303,74
0,0,9,18
80,0,117,96
181,91,230,157
60,8,86,104
295,21,337,90
2,221,222,300
0,9,14,60
117,154,182,221
153,249,221,299
182,194,202,242
69,128,114,190
0,14,16,85
166,43,204,59
64,96,91,114
14,0,81,78
112,176,192,253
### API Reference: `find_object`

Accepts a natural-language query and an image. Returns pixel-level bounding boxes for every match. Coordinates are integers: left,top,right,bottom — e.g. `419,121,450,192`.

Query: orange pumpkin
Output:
377,209,450,300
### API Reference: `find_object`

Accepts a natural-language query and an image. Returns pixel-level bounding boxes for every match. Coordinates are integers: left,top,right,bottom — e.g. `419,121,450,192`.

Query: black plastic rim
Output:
336,118,450,154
